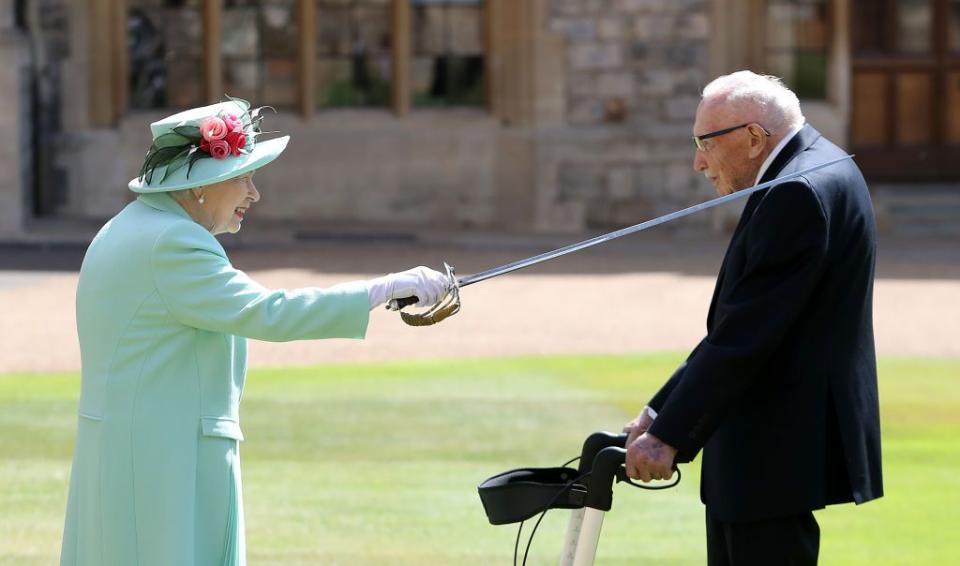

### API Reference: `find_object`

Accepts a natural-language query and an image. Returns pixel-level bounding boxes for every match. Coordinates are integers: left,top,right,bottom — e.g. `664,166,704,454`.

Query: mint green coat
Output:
60,193,370,565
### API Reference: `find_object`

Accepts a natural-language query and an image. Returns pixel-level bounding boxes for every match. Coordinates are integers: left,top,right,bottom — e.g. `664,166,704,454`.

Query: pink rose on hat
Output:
222,112,244,133
200,116,228,141
225,130,247,156
207,139,231,160
200,115,246,158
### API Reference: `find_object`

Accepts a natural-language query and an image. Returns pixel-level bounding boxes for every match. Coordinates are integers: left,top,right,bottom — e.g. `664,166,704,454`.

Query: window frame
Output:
100,0,496,124
761,0,834,101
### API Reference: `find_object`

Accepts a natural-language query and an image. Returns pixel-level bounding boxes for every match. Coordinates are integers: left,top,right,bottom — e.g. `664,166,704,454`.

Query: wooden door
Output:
851,0,960,180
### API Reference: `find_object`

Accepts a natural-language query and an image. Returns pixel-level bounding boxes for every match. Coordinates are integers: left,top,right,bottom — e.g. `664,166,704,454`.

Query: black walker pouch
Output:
478,466,586,525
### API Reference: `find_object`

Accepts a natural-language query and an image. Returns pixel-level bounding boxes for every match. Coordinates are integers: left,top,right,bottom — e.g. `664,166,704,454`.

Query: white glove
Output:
365,266,451,310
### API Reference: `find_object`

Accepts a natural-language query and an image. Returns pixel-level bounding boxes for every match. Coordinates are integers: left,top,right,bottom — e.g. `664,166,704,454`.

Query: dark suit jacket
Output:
647,125,883,522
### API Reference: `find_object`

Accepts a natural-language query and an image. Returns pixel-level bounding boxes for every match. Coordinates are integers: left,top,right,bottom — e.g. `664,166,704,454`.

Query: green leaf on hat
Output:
249,106,276,134
141,146,186,184
158,147,192,184
172,125,202,139
152,132,192,149
186,147,212,179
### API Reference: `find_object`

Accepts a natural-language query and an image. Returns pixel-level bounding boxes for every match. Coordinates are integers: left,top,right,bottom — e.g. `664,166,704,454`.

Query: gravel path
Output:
1,235,958,374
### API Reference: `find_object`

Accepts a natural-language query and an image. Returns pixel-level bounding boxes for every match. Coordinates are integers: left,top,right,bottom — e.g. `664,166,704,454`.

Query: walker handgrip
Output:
387,296,419,310
585,447,627,512
577,432,629,475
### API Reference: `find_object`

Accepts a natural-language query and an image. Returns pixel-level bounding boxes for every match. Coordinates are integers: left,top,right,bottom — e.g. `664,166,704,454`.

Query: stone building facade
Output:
4,0,951,242
543,0,714,233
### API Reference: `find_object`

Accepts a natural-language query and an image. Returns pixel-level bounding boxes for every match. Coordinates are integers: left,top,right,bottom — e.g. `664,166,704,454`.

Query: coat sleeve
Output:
150,220,370,342
647,341,702,413
648,181,829,461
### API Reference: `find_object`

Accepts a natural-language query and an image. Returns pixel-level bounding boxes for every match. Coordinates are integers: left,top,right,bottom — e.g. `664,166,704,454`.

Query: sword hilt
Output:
388,296,419,310
386,262,459,313
386,263,461,327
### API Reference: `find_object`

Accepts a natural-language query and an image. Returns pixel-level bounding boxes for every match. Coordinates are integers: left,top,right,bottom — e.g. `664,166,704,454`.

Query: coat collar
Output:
137,192,193,221
757,124,821,185
708,124,823,330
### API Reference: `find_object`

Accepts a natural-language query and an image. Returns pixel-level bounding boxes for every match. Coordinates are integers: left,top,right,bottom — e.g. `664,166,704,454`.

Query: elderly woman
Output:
60,99,450,565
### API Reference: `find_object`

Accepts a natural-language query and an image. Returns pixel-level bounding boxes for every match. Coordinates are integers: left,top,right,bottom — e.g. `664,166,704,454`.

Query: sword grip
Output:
387,296,419,310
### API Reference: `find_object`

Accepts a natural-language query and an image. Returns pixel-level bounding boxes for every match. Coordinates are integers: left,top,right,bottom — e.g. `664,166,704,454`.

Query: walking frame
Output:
478,431,681,565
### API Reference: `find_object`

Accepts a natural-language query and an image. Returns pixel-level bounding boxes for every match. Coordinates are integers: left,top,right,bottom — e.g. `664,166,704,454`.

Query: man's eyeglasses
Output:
693,123,771,151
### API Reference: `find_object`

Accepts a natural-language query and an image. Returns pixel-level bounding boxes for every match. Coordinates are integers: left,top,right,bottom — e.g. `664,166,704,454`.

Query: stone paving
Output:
1,234,958,374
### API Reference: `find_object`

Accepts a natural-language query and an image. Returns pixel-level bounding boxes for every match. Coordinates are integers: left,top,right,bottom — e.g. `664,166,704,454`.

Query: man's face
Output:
692,101,766,197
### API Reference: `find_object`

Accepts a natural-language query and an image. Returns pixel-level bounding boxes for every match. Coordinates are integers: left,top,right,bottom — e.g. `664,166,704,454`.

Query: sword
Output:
389,154,853,324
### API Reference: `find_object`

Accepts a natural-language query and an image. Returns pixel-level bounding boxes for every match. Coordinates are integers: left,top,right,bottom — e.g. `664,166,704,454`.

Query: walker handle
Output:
586,446,627,511
577,432,628,475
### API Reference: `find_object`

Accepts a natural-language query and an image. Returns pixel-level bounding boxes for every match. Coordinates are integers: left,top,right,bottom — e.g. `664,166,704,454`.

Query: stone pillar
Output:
88,0,119,127
298,0,316,119
391,0,411,116
0,0,27,239
203,0,223,103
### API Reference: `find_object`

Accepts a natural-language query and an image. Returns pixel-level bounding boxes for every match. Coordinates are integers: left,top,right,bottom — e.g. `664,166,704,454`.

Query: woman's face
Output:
198,172,260,235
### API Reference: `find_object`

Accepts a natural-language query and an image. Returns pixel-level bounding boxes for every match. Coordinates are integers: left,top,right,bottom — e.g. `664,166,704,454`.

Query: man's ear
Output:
746,124,769,159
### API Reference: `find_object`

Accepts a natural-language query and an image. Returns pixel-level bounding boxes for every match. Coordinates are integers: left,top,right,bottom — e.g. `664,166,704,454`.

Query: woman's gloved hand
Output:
365,266,452,310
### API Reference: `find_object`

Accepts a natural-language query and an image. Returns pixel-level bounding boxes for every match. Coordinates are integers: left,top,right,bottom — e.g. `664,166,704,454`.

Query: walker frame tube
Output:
558,433,629,566
560,507,606,566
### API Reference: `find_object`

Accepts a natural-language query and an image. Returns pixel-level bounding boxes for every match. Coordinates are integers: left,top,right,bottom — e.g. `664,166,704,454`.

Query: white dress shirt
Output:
753,124,805,186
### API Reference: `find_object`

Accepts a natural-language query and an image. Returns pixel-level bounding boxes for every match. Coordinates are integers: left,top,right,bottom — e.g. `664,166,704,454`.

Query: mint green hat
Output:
128,97,289,193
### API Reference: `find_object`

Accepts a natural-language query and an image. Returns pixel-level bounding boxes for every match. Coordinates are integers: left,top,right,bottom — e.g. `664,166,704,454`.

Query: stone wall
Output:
15,0,736,241
536,0,726,234
60,108,503,232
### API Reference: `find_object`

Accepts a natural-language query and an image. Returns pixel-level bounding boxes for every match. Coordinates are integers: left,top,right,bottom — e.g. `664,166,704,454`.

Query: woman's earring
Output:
198,193,205,205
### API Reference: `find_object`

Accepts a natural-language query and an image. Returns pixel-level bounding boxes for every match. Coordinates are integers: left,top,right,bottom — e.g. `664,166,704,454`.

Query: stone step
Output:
873,184,960,238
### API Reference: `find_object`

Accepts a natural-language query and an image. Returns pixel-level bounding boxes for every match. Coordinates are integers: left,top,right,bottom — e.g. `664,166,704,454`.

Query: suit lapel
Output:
758,124,821,184
706,125,822,331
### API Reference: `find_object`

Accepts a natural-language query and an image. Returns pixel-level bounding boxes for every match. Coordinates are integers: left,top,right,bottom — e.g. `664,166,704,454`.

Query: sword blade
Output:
457,155,853,288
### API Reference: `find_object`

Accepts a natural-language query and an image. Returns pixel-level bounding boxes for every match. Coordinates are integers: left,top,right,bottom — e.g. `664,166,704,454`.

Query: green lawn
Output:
1,354,957,564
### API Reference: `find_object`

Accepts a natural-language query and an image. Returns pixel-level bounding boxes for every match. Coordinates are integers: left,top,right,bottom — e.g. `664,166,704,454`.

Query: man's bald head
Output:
692,72,806,196
701,71,805,136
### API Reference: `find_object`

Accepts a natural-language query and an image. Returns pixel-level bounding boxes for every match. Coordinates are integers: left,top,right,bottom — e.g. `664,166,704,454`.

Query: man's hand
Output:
626,432,678,483
623,406,655,448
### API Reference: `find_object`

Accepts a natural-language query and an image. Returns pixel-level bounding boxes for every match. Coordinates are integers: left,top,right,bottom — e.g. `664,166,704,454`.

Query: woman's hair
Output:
701,71,805,135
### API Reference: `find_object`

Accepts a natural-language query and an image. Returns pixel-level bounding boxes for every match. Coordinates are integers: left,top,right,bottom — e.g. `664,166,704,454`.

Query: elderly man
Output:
624,71,883,565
